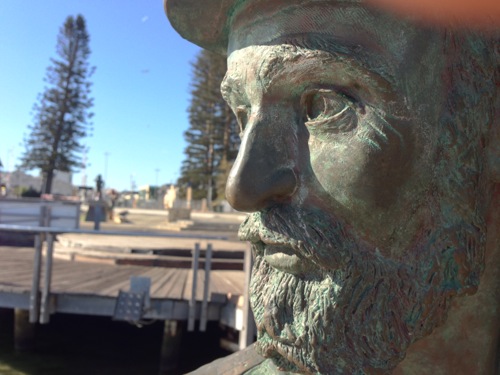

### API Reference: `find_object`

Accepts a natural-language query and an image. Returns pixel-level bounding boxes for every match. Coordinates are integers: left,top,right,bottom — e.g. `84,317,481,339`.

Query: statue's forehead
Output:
224,46,336,97
228,1,422,66
223,44,400,111
226,36,409,91
227,45,332,73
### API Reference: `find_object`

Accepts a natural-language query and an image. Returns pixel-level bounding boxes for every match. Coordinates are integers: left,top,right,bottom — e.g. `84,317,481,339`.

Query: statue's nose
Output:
225,116,298,212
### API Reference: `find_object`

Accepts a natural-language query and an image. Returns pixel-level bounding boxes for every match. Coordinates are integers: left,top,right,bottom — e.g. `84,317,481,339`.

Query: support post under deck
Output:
0,308,13,349
14,309,35,352
159,320,183,375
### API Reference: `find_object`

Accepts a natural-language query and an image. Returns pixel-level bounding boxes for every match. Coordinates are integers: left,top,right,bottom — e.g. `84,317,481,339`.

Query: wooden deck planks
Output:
154,268,190,300
0,246,245,303
47,261,115,286
97,266,161,296
149,268,179,296
61,267,135,295
0,247,38,293
212,271,245,295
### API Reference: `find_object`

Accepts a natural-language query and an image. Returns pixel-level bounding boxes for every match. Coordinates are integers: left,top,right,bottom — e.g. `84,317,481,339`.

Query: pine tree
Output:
20,15,94,194
178,50,239,207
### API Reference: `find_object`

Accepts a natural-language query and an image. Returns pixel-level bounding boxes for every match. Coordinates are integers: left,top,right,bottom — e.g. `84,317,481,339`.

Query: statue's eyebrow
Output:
220,77,231,102
256,48,373,97
266,35,397,84
221,42,396,109
221,74,239,104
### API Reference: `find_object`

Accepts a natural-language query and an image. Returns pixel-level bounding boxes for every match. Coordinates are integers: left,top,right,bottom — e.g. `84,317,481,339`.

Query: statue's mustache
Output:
239,205,357,267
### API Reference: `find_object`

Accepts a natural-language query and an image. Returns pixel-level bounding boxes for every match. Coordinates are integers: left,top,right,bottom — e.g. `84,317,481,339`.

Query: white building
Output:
3,170,73,196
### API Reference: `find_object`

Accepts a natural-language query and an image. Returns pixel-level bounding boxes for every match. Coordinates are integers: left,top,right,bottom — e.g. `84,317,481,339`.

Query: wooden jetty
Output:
0,199,255,372
0,224,254,373
0,245,247,323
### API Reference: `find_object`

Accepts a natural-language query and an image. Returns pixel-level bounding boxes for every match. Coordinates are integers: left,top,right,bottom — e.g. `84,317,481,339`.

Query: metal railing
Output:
0,199,81,229
0,224,228,239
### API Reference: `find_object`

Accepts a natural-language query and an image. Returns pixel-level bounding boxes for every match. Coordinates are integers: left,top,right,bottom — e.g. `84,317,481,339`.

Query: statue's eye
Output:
236,105,249,134
303,89,358,133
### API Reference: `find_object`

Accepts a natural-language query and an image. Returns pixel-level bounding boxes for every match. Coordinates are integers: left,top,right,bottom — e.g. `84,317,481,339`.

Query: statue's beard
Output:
239,205,456,374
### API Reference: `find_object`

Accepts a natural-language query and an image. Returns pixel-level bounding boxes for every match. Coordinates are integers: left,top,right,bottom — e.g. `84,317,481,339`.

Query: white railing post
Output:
40,233,54,324
188,243,200,332
239,242,255,349
199,243,213,331
29,234,43,323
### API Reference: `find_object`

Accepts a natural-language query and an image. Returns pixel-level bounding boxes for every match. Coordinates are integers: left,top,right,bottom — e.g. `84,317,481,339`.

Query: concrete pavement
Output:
57,210,248,260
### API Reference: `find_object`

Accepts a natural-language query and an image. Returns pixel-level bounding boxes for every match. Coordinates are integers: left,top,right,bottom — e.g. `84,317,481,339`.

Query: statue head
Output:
166,0,499,373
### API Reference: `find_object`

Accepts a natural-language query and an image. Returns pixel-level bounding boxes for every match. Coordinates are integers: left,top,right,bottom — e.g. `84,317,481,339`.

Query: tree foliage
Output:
20,15,94,194
178,50,240,206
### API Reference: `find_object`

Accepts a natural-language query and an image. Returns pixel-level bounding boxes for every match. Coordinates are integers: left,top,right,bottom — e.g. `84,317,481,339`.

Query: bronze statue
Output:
165,0,500,373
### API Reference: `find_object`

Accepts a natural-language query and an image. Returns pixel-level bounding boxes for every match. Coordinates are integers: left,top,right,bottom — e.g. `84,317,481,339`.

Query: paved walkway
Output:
64,209,247,252
57,232,246,252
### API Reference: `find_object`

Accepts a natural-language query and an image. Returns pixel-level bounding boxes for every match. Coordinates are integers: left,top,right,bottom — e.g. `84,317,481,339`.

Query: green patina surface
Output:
166,0,500,373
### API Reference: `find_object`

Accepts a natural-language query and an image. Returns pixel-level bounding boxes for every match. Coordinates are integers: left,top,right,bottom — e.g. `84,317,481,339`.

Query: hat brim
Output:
165,0,234,55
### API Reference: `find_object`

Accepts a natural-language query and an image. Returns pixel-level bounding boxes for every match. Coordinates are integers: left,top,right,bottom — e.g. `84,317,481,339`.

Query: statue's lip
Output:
263,244,306,275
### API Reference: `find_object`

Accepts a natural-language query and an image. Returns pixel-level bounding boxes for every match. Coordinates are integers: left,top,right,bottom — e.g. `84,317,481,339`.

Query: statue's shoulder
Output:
186,343,285,375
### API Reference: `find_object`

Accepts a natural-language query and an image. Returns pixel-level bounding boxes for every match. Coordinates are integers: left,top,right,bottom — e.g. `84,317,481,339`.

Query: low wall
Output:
168,208,192,222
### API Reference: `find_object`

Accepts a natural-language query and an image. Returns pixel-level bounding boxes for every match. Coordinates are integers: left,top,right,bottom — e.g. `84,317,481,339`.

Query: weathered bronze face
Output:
223,42,440,258
165,0,499,373
221,5,496,374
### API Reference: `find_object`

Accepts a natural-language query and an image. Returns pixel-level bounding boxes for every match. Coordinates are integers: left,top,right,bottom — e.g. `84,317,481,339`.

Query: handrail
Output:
0,224,228,240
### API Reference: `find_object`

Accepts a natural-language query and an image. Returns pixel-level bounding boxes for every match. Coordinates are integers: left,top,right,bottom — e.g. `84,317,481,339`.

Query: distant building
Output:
4,170,74,196
138,184,160,201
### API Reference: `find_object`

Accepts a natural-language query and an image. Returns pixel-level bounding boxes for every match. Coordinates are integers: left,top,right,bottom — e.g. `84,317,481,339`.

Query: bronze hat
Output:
165,0,235,55
164,0,369,55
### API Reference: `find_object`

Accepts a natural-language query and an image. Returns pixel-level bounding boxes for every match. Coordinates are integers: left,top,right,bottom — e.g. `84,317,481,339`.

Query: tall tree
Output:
178,50,239,207
20,15,94,194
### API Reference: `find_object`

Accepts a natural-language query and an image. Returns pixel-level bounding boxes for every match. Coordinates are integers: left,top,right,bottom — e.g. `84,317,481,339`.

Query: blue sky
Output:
0,1,201,191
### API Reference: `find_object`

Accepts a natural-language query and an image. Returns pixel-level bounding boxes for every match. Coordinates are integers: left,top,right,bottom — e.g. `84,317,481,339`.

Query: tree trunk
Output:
43,170,54,194
207,140,214,210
